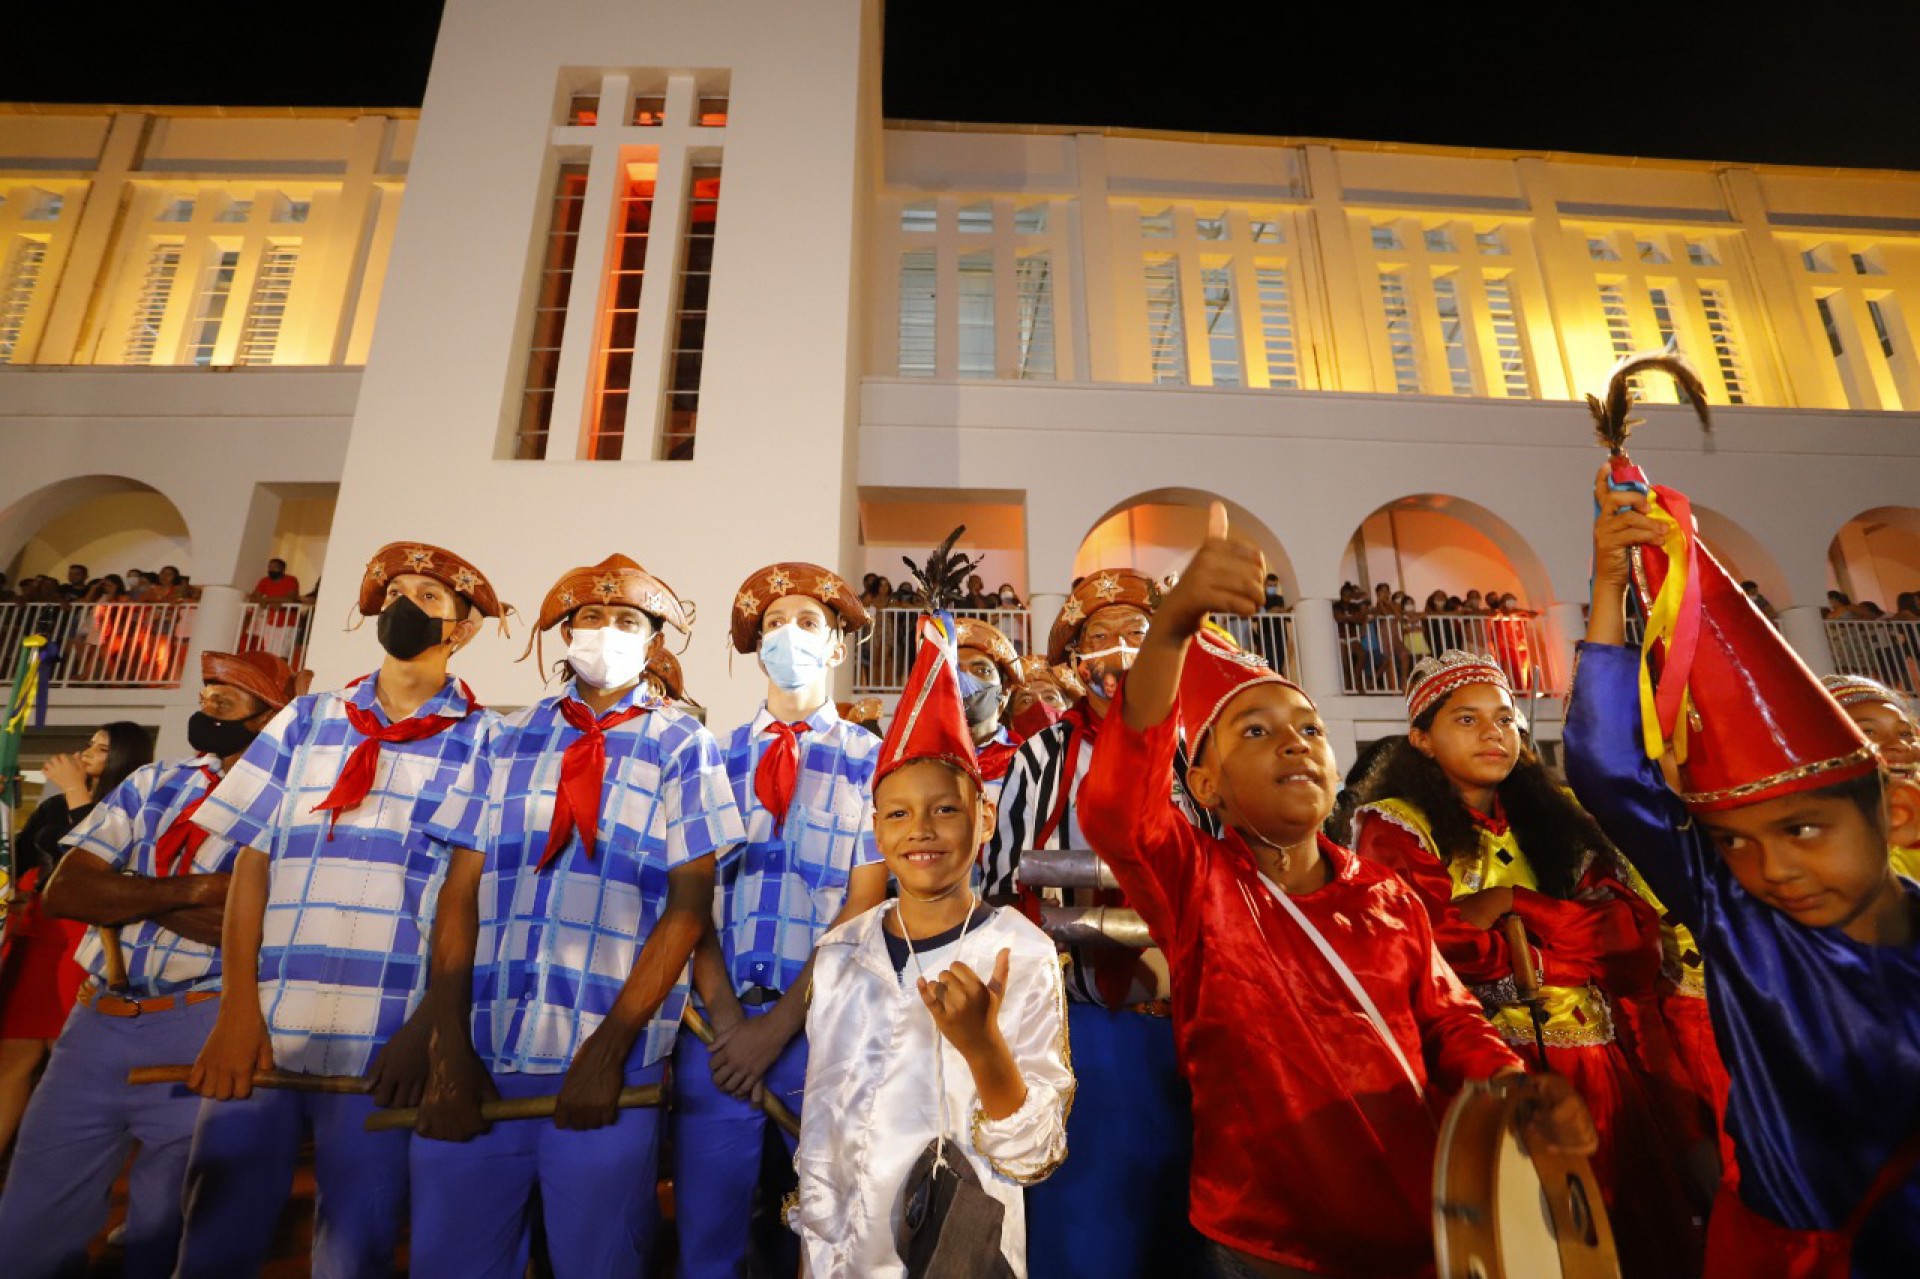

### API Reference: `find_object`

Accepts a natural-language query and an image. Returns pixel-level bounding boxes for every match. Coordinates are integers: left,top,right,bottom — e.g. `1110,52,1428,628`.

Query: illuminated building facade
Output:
5,0,1920,756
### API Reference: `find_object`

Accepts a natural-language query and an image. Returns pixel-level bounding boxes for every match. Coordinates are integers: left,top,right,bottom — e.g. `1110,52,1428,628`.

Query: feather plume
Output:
1587,338,1713,454
902,526,982,613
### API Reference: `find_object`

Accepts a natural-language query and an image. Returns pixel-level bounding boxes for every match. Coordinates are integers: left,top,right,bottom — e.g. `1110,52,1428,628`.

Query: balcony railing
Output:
1206,612,1300,685
857,607,1035,693
0,601,315,690
1338,613,1552,698
1826,618,1920,697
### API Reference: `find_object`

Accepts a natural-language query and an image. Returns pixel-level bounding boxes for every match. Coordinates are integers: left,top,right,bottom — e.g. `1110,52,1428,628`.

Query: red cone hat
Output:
875,611,982,788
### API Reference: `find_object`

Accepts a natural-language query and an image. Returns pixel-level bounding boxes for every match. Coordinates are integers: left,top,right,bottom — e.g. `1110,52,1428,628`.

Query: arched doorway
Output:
1826,507,1920,693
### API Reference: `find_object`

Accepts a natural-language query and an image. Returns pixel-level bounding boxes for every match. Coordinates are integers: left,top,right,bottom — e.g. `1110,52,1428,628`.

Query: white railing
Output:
1207,612,1300,684
0,601,314,689
856,607,1033,693
1826,618,1920,697
1338,613,1553,698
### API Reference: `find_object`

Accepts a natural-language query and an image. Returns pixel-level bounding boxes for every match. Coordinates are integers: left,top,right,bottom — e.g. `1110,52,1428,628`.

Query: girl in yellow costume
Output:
1822,673,1920,880
1353,649,1701,1278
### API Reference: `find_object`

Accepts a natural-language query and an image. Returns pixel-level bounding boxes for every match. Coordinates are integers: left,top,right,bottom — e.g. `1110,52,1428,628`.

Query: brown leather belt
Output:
80,983,220,1018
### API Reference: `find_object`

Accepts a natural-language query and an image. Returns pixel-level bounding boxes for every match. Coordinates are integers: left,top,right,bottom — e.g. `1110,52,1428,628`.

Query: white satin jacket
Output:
791,902,1074,1278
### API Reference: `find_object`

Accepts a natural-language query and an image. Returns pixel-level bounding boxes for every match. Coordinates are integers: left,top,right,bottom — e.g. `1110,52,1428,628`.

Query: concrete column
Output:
37,112,152,364
1027,593,1066,657
1777,605,1836,677
1292,597,1343,705
1299,146,1376,392
1546,601,1588,696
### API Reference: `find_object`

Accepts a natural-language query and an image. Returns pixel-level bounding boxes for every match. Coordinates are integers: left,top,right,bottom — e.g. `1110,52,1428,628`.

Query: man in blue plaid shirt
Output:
673,562,888,1279
409,555,744,1279
0,651,298,1279
177,543,507,1279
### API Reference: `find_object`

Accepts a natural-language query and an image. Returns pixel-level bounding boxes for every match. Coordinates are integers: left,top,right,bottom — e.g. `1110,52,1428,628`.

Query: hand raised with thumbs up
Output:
1158,501,1269,643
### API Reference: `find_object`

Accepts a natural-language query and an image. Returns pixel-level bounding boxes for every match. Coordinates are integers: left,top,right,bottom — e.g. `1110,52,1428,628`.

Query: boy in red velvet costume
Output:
1078,504,1593,1277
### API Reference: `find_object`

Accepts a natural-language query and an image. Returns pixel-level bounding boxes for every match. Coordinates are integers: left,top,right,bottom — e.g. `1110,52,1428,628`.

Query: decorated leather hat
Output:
201,649,309,712
1045,568,1161,664
729,562,869,654
954,617,1020,683
358,542,505,620
535,554,692,636
1011,654,1088,700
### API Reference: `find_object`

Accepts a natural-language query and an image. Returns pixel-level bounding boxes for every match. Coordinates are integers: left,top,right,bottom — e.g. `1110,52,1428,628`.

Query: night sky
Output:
7,4,1920,172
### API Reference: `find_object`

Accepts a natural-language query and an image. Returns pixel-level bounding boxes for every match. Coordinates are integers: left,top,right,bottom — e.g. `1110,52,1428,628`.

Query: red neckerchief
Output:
1465,798,1509,837
976,736,1019,783
539,697,651,870
753,718,813,833
310,678,477,837
152,764,221,876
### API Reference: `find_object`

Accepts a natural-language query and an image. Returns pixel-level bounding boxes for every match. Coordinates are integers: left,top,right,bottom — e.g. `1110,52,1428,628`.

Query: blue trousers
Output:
0,997,215,1279
175,1085,410,1279
669,1006,807,1279
410,1060,666,1279
1024,1004,1201,1279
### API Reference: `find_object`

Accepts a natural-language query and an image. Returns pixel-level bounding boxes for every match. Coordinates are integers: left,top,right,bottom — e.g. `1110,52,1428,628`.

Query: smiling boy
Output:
1078,504,1589,1277
1567,464,1920,1277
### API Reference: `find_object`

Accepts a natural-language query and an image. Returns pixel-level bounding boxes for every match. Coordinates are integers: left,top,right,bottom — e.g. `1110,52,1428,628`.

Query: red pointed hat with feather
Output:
874,528,987,788
1593,349,1874,812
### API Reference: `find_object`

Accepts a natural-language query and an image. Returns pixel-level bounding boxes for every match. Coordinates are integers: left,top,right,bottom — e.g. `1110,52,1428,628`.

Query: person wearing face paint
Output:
1076,504,1589,1277
670,562,883,1279
173,542,503,1279
1349,650,1700,1278
1567,465,1920,1278
1822,673,1920,881
983,568,1208,1279
789,609,1070,1279
0,653,299,1278
407,555,743,1279
954,616,1023,795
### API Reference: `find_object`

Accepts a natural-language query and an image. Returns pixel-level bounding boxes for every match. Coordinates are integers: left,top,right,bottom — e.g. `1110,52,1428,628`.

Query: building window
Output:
1483,274,1531,397
1144,255,1187,384
660,164,720,460
898,250,936,378
1379,270,1419,393
515,163,588,459
586,165,659,461
1867,297,1898,359
1476,229,1507,256
236,244,299,366
632,95,666,127
957,251,995,379
958,201,993,234
1201,263,1241,387
901,200,937,234
1250,220,1283,244
275,198,311,224
696,96,729,127
156,198,195,224
1815,294,1846,357
1014,203,1048,235
1197,216,1228,241
566,93,600,126
1596,280,1636,360
1697,285,1748,405
23,193,64,222
1255,263,1298,390
216,199,252,224
1014,251,1055,380
1684,240,1718,266
123,243,183,364
1636,239,1668,264
0,238,48,363
1431,273,1475,395
1424,227,1456,254
1587,236,1619,262
1141,207,1175,239
184,249,240,365
1852,251,1883,276
1372,224,1402,251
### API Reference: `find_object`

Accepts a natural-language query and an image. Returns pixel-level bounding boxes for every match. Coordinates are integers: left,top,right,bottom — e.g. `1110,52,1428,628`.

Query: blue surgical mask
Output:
957,668,1003,728
760,624,835,690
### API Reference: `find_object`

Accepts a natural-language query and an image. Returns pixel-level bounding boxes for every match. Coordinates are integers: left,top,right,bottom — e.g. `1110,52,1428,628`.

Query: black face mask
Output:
188,711,261,758
377,595,448,661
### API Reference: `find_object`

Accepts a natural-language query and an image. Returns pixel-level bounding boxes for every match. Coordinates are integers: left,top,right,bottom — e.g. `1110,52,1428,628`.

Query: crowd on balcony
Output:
1332,580,1544,692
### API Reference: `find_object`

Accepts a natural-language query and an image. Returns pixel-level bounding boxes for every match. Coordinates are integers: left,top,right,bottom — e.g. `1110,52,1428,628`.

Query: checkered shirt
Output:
191,674,495,1076
426,682,744,1073
62,755,238,998
715,703,881,997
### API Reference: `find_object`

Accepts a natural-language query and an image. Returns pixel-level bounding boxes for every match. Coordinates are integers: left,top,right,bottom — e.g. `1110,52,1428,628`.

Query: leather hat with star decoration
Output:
1045,568,1162,664
202,649,310,712
729,562,871,655
533,554,693,637
954,617,1020,684
357,542,507,625
1011,653,1088,701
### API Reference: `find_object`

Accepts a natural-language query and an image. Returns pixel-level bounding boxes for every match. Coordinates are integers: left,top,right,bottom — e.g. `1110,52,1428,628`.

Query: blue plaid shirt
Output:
62,755,238,998
716,703,881,997
426,682,744,1073
192,674,494,1076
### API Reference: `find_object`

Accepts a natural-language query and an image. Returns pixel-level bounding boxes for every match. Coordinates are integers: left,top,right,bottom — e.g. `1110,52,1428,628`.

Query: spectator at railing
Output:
1740,580,1780,622
1824,589,1859,619
995,582,1022,608
0,574,12,604
1893,592,1920,622
1262,574,1288,613
145,565,190,604
57,565,91,602
123,570,151,602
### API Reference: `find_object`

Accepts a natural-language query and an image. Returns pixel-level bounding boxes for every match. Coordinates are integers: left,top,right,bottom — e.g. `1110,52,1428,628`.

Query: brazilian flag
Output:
0,636,49,943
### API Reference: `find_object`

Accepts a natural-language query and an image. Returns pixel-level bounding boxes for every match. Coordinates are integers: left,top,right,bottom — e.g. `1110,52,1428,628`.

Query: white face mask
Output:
567,626,652,690
760,624,837,691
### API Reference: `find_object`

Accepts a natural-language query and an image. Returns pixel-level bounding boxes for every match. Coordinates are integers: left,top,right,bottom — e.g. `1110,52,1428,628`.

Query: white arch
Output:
1074,486,1299,599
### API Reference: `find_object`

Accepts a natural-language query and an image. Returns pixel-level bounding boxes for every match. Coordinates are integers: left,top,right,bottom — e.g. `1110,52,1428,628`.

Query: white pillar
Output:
157,585,243,756
1778,606,1836,677
1027,593,1066,659
1293,597,1343,705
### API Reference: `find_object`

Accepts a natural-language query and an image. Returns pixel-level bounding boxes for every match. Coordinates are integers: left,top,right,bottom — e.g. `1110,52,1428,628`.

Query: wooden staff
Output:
128,1065,371,1094
1503,913,1552,1072
684,1005,803,1139
100,926,129,990
364,1083,664,1132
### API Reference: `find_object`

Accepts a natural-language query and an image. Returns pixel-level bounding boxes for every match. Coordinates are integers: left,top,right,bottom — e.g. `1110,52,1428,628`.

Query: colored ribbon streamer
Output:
1607,463,1702,763
153,766,222,877
539,699,649,870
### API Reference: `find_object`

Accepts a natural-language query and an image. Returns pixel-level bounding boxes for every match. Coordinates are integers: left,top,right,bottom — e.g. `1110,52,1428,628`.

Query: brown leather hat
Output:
535,554,693,635
201,649,309,712
1045,569,1161,664
729,562,870,654
358,543,505,620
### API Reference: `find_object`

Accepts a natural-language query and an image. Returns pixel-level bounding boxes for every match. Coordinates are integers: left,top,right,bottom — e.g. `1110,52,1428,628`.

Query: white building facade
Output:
6,0,1920,760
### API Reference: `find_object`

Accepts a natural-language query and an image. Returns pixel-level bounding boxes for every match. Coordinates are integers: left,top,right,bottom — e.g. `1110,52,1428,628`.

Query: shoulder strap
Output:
1250,870,1425,1100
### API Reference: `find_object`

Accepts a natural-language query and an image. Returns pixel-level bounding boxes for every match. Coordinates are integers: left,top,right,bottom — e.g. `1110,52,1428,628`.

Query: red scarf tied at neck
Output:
153,765,222,877
754,720,811,832
310,682,475,837
538,698,650,870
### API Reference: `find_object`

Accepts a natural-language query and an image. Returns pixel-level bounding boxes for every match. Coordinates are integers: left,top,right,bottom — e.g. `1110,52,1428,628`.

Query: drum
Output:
1433,1078,1619,1279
